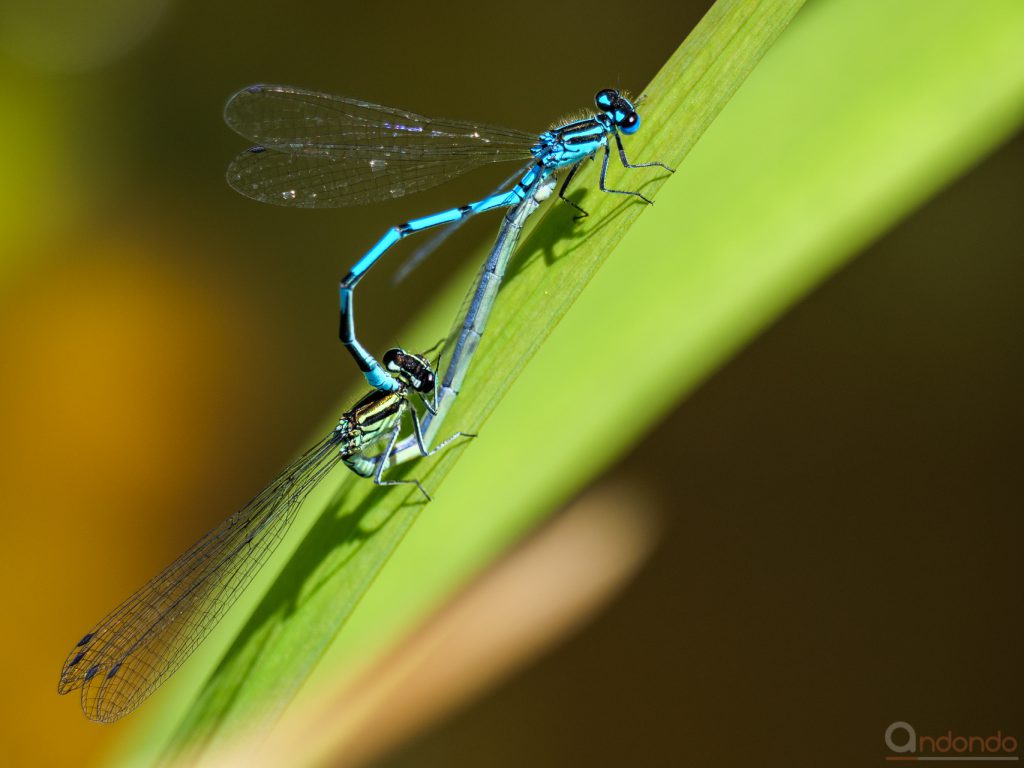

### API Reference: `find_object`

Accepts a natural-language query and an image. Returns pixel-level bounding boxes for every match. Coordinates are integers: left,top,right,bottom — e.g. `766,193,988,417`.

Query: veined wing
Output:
57,431,343,723
224,84,537,208
227,147,535,208
224,84,537,154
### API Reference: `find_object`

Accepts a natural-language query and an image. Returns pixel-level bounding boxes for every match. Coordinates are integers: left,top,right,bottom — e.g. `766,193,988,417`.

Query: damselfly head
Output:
382,347,435,394
595,88,640,135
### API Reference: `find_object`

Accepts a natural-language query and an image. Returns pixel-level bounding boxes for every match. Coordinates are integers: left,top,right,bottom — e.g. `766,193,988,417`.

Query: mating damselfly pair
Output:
58,85,672,722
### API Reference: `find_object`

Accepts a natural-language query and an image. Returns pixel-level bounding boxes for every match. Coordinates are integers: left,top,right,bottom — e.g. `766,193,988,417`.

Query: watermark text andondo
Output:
886,721,1019,762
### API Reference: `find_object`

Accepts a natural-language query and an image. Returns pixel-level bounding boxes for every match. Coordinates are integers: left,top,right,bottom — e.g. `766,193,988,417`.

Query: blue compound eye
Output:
619,111,640,135
595,89,618,111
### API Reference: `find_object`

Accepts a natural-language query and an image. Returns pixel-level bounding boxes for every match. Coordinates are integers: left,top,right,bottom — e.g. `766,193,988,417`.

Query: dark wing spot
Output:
84,665,100,682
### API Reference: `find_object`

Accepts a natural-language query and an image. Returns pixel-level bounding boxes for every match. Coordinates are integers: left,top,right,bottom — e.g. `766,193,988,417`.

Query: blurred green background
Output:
1,0,1020,765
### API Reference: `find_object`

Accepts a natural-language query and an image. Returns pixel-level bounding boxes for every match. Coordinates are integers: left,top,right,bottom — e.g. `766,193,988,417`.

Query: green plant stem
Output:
113,0,1024,763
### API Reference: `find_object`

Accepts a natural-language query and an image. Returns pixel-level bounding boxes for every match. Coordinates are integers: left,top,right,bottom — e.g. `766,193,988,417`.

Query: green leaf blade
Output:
112,0,1024,763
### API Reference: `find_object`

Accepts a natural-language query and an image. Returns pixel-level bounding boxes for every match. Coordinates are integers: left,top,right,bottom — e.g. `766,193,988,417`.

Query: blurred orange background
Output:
1,0,1020,765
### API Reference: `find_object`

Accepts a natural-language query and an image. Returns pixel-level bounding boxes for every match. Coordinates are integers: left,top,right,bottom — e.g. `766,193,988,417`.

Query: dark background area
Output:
0,0,1019,764
0,0,710,763
379,133,1023,766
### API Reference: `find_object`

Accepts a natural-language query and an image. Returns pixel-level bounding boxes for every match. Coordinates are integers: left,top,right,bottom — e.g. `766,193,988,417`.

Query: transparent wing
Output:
224,83,537,153
227,147,535,208
224,84,538,208
57,431,344,723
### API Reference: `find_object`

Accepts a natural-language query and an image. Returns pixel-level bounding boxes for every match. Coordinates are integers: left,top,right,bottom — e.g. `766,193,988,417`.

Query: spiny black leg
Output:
418,391,438,417
409,406,475,458
427,429,475,456
428,340,446,414
614,132,675,173
410,406,431,456
598,141,654,205
373,418,430,501
558,162,588,221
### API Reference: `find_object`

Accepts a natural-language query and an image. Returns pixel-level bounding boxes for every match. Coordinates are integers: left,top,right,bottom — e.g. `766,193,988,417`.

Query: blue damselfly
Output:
224,86,673,392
